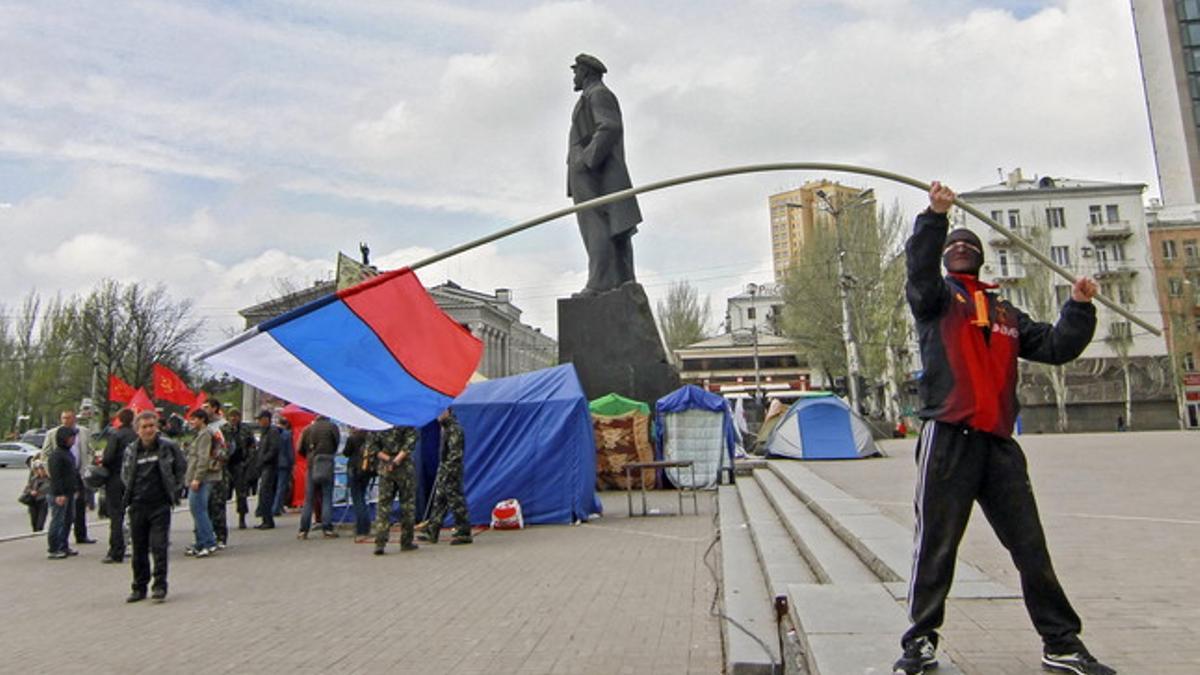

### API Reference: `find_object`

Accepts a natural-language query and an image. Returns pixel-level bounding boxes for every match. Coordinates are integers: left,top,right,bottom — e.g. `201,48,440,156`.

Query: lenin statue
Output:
567,53,643,297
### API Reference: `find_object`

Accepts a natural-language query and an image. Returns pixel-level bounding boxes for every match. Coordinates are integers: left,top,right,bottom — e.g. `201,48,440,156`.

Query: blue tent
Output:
445,364,602,526
763,394,881,460
654,385,737,488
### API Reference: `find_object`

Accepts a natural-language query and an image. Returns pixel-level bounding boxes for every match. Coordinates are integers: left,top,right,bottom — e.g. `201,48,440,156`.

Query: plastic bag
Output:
490,498,524,530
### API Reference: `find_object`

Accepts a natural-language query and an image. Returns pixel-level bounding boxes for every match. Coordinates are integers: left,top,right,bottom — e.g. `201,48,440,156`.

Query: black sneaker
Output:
373,546,385,555
126,590,147,603
1042,650,1116,674
400,542,418,552
150,588,168,603
893,636,937,674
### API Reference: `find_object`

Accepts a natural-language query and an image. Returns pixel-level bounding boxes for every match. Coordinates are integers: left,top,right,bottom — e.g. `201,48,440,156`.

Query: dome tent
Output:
764,394,881,460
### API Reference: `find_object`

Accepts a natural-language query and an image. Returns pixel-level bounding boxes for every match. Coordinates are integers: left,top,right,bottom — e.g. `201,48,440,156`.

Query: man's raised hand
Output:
929,181,956,214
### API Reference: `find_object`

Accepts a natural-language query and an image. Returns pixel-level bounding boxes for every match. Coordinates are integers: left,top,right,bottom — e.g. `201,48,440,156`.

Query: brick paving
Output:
804,430,1200,674
1,491,722,674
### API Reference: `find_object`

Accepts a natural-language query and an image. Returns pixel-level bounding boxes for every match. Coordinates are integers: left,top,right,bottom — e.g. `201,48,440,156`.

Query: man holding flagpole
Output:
893,182,1113,675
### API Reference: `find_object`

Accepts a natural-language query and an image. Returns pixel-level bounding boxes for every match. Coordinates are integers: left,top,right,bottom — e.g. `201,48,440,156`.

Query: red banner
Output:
153,363,195,406
108,373,135,403
128,387,156,414
188,390,209,415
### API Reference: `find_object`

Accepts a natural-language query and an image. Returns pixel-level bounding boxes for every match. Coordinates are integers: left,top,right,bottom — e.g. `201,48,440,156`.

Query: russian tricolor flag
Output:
198,269,483,430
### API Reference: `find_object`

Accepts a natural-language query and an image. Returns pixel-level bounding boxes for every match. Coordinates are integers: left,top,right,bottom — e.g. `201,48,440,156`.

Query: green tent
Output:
588,392,651,417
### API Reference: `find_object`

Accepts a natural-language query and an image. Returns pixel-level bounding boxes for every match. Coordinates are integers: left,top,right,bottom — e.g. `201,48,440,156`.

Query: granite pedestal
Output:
557,282,680,404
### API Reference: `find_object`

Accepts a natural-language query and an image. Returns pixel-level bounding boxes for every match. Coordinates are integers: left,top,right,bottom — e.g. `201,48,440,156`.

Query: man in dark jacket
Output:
567,53,642,296
298,415,340,538
121,410,186,603
101,408,137,563
253,410,280,530
893,183,1113,675
46,426,80,559
273,419,294,517
223,408,257,530
341,427,373,540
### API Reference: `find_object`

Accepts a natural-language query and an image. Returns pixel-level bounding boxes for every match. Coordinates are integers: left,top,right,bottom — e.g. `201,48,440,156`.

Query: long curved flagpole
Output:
410,162,1161,337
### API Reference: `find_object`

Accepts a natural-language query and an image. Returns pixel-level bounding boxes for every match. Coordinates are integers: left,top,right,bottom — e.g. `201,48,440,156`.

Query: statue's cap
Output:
571,53,607,74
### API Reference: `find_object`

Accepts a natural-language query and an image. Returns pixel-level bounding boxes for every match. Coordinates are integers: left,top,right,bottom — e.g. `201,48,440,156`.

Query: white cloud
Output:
0,0,1160,350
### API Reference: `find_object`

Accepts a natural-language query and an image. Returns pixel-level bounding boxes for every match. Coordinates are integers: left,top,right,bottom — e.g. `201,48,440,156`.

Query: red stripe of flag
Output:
338,268,482,398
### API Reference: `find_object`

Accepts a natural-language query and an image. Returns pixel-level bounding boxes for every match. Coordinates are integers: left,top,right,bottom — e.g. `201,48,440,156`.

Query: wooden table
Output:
623,459,699,517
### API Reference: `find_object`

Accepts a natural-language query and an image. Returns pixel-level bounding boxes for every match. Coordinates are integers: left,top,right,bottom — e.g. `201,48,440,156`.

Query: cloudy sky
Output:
0,0,1158,355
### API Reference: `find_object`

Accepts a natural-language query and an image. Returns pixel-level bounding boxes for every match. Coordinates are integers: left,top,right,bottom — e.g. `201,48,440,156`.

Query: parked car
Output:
20,429,47,448
0,441,40,468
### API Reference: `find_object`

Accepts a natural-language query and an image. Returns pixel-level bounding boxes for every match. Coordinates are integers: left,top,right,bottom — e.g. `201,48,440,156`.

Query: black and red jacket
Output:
905,210,1095,437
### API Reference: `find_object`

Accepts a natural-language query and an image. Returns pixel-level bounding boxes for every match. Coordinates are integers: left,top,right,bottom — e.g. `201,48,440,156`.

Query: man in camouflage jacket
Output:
370,425,420,554
420,409,472,545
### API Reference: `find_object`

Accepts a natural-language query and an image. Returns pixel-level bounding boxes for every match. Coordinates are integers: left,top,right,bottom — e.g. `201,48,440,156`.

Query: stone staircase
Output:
717,460,1017,674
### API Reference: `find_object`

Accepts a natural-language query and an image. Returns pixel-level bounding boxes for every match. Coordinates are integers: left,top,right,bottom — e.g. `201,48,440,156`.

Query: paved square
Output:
804,430,1200,674
1,490,722,674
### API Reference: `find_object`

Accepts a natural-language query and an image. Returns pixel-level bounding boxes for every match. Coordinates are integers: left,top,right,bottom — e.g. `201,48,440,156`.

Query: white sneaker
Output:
195,547,211,558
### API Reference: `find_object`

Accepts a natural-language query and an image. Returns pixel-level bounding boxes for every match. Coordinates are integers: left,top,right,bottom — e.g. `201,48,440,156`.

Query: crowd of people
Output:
20,397,472,603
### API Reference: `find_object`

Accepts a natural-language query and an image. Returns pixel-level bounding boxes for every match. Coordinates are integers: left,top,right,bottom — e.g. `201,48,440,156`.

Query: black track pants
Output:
902,420,1084,653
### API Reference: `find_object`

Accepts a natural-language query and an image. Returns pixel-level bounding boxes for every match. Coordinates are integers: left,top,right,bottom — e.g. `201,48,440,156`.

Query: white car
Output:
0,441,40,468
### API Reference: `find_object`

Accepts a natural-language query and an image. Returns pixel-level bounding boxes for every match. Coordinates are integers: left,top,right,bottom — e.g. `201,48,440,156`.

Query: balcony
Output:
1086,220,1133,240
1093,260,1137,278
988,227,1026,246
983,263,1026,281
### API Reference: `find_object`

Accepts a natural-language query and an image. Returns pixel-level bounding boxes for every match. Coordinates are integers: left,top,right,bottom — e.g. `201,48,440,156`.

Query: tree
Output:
121,282,203,390
1017,217,1071,432
1,281,203,433
780,196,908,417
78,279,133,419
656,281,710,352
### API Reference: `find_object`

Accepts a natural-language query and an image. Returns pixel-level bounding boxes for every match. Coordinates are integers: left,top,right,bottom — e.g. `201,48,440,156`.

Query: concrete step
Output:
737,476,819,597
716,486,780,675
753,469,878,586
768,461,1018,600
787,583,964,675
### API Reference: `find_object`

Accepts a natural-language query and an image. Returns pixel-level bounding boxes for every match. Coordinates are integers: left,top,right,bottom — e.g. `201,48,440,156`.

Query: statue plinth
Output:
557,283,680,404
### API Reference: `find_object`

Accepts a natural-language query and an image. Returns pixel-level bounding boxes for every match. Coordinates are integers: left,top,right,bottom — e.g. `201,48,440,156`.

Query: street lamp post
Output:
815,188,873,414
746,283,763,406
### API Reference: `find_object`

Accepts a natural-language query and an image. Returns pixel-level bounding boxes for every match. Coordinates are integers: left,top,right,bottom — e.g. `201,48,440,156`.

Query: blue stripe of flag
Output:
268,299,452,426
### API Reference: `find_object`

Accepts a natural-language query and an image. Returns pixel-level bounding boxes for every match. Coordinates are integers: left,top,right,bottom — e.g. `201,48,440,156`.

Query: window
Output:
1045,207,1065,229
747,307,756,320
1163,239,1178,260
1117,283,1133,305
1169,278,1184,297
1185,352,1198,372
1100,282,1114,299
1000,286,1027,306
1007,210,1021,228
1050,245,1071,266
1105,204,1120,223
1110,243,1126,261
1183,0,1200,21
1185,239,1199,260
990,209,1003,223
1108,321,1131,340
1054,284,1072,306
1088,205,1103,225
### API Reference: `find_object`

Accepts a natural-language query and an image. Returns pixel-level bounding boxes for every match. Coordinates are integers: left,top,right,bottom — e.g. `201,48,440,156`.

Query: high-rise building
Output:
1132,1,1200,424
1132,0,1200,207
768,180,872,282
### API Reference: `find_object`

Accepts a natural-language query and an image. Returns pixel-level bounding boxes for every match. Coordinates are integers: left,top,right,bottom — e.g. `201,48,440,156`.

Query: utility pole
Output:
815,188,874,414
